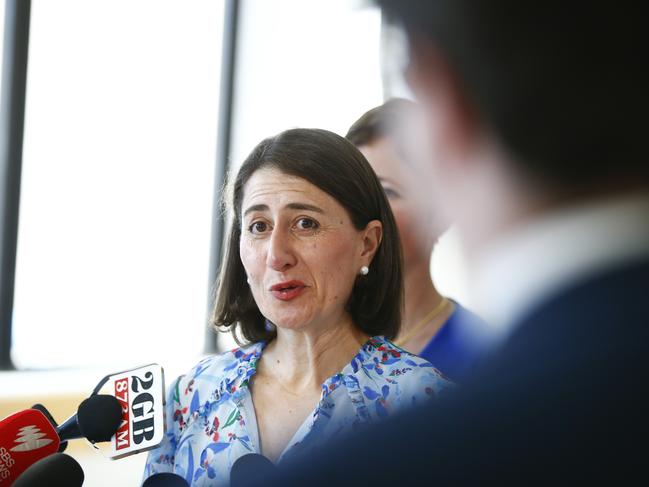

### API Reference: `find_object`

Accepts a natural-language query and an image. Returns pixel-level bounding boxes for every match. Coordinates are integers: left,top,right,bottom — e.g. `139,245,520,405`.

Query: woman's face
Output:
239,167,381,332
359,136,441,269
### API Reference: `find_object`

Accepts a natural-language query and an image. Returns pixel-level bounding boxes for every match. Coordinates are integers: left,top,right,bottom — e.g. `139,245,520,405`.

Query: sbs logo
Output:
10,426,55,452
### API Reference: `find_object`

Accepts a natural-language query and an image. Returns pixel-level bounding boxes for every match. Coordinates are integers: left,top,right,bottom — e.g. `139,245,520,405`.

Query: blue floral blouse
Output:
143,336,452,486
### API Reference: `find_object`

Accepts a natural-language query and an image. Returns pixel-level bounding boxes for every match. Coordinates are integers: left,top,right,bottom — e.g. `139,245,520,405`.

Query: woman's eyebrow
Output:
285,202,324,214
243,203,268,217
243,202,324,217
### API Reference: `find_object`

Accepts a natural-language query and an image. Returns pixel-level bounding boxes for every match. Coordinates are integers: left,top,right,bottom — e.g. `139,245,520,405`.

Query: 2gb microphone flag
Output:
93,364,166,460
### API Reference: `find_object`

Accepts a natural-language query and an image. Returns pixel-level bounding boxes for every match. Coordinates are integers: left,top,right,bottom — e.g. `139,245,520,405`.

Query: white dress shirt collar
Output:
472,193,649,343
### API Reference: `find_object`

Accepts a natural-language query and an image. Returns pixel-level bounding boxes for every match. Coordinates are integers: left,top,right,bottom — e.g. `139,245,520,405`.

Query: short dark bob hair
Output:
212,128,403,344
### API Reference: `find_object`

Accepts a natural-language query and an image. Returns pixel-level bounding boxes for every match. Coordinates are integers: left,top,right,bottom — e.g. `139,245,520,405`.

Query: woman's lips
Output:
270,280,307,301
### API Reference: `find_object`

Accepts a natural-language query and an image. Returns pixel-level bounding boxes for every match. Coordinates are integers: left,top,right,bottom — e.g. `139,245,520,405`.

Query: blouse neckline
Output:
220,335,403,462
222,335,397,401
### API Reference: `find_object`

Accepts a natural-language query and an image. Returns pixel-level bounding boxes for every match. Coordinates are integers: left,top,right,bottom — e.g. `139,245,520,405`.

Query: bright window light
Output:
12,0,224,370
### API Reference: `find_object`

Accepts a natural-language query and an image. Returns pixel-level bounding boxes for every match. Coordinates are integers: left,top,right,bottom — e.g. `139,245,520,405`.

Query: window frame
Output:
0,0,31,370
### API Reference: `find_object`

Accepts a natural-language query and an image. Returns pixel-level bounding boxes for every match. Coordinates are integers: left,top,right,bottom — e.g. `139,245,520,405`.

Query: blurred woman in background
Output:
347,99,492,382
143,128,451,486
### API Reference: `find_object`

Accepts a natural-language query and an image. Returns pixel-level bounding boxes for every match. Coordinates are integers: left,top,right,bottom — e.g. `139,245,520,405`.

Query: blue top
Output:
143,336,452,486
419,301,492,382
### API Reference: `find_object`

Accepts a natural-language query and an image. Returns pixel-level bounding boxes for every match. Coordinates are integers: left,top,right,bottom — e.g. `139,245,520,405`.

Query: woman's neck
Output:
397,262,453,354
403,263,442,326
259,316,369,394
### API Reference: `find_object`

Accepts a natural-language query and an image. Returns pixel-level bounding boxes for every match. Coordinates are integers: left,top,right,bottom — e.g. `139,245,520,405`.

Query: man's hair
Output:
212,128,403,343
377,0,648,188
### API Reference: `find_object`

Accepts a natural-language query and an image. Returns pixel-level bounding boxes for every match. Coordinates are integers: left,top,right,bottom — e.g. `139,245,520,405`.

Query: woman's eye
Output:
249,221,268,234
295,218,318,231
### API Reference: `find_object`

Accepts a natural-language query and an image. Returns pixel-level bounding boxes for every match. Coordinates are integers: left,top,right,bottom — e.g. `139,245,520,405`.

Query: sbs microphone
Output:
142,472,190,487
28,405,57,431
0,409,60,485
12,453,83,487
230,453,277,487
57,394,122,444
29,404,67,453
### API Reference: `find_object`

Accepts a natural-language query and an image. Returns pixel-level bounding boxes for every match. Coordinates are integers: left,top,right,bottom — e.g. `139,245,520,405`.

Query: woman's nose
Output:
266,229,297,271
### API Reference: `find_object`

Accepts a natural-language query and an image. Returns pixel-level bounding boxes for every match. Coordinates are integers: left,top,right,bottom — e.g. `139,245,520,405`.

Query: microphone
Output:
0,409,60,485
1,365,163,484
91,364,166,460
29,404,66,453
28,405,57,430
57,394,122,444
142,472,190,486
230,453,277,487
1,396,122,484
12,453,83,487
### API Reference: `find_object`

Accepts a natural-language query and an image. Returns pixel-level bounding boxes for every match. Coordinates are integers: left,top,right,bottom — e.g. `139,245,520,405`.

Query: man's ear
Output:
360,220,383,262
406,35,479,161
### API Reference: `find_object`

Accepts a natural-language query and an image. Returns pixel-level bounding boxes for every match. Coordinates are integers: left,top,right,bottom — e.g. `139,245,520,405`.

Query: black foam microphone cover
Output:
142,472,190,486
77,394,123,442
13,453,84,487
230,453,277,487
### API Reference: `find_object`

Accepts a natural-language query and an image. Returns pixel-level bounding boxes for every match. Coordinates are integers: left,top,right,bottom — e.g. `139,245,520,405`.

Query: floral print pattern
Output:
143,336,452,486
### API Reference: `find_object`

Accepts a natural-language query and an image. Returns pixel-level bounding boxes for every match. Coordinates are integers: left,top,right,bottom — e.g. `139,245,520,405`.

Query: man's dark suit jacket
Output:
268,259,649,484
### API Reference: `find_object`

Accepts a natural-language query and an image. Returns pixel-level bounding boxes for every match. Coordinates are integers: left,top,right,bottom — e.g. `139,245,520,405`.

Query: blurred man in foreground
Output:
266,1,648,483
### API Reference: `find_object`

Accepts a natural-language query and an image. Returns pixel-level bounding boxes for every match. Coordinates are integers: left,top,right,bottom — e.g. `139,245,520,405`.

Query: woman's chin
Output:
273,320,310,332
267,314,314,333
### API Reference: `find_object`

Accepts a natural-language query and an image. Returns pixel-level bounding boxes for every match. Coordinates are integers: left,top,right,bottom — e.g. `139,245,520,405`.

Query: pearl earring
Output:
360,265,369,276
247,277,251,284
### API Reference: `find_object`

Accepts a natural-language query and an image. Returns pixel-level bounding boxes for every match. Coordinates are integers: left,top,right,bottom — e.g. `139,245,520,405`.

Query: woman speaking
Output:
143,128,451,485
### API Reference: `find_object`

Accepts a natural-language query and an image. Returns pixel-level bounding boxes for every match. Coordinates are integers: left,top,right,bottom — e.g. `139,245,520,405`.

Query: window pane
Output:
12,0,224,369
230,0,383,172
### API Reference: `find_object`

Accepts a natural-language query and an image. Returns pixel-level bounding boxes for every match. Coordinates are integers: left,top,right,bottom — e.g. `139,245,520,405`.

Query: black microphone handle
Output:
142,472,190,486
56,413,82,442
230,453,277,487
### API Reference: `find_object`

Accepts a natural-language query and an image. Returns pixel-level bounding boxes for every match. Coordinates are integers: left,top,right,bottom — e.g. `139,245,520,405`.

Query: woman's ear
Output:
360,220,383,262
